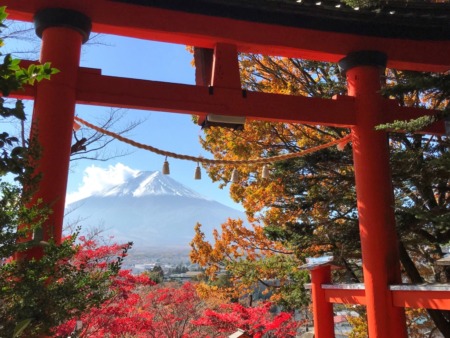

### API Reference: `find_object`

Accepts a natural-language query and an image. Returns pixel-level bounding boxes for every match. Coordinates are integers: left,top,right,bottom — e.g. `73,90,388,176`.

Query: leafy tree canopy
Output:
190,52,450,335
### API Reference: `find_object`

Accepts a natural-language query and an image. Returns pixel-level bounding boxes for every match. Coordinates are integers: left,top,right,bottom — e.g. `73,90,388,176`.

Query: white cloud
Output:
66,163,139,205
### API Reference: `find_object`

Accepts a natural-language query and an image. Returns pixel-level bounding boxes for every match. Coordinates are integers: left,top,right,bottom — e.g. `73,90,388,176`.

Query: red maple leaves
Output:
194,302,300,338
54,237,299,337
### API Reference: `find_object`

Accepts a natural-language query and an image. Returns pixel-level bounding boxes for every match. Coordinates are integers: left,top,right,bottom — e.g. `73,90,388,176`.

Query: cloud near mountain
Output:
66,163,141,205
65,164,245,248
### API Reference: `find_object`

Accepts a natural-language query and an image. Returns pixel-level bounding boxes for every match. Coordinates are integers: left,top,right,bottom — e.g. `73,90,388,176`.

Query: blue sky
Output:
7,23,242,210
73,35,243,210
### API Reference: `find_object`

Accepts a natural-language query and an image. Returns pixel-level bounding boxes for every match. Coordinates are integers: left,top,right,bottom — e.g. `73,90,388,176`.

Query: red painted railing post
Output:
311,265,334,338
339,51,407,338
19,9,91,258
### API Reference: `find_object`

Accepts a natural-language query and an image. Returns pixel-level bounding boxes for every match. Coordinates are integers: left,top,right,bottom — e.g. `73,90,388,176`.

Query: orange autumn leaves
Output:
190,55,349,305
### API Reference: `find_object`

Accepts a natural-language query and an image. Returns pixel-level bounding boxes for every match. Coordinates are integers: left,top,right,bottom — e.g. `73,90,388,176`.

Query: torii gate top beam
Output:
4,0,450,72
6,3,448,336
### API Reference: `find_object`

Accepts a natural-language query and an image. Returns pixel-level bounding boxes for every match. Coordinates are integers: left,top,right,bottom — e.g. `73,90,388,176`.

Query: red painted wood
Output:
194,48,214,125
11,62,445,133
3,0,450,72
392,290,450,310
25,27,82,256
311,267,335,338
348,65,407,338
211,43,241,89
324,288,366,305
74,72,358,127
5,5,448,332
324,286,450,311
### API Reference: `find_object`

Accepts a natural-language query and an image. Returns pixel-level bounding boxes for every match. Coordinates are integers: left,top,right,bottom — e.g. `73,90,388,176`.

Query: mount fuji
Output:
65,171,246,248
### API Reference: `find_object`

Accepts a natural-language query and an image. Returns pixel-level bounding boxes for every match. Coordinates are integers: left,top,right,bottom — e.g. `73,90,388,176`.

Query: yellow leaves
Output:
240,180,286,214
195,282,237,306
185,46,195,66
264,206,298,228
194,54,361,307
347,309,368,338
268,293,283,303
189,223,214,268
346,306,439,338
189,218,293,301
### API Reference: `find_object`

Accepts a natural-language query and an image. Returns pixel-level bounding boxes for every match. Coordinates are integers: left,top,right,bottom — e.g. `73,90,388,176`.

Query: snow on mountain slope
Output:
99,171,208,199
65,171,245,248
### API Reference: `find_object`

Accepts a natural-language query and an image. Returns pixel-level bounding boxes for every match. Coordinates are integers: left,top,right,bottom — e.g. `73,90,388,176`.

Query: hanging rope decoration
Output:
74,116,352,180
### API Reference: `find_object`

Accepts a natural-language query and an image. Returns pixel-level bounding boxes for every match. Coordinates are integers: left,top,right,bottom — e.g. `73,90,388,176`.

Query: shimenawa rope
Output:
74,116,352,165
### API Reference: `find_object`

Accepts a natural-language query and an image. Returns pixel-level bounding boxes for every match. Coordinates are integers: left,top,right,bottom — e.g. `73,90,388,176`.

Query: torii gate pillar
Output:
21,9,91,258
340,51,407,338
310,265,334,338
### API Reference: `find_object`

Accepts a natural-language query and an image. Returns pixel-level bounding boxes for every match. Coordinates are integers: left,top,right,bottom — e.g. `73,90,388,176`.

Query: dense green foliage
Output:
0,235,121,336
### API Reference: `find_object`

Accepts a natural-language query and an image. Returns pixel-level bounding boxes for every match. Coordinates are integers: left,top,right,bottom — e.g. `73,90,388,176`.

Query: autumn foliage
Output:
190,56,351,310
55,268,155,337
51,236,299,338
190,52,450,336
194,302,301,338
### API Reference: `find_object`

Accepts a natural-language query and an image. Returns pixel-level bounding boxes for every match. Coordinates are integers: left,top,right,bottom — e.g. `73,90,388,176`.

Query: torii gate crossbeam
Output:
4,0,450,72
4,1,450,337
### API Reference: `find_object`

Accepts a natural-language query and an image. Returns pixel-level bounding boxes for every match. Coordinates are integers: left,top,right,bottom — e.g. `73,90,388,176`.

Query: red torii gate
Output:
4,1,450,337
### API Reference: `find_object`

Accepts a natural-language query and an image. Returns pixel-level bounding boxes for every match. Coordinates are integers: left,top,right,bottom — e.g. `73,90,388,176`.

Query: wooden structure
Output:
229,329,251,338
5,1,450,337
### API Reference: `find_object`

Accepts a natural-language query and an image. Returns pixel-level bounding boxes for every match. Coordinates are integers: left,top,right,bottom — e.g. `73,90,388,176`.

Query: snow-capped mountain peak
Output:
101,171,207,199
65,165,246,248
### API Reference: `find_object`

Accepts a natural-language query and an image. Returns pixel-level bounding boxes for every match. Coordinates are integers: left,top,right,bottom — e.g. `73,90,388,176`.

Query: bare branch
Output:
70,108,146,162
